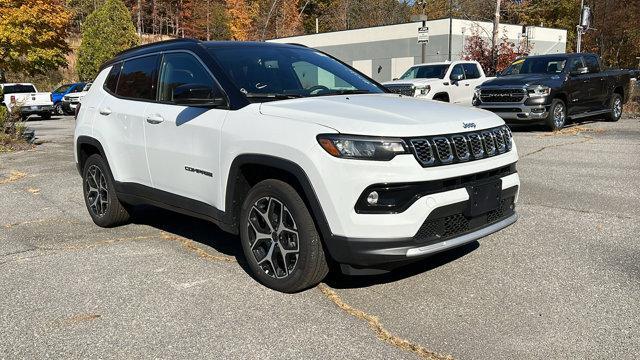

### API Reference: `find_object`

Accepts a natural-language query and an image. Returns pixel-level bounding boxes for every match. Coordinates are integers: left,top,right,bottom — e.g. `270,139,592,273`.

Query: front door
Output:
448,64,468,104
144,51,229,209
565,57,589,115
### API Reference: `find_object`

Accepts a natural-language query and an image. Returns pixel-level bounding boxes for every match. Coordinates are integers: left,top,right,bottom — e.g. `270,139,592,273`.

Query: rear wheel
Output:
240,179,328,293
54,102,63,115
82,154,130,227
545,99,566,131
605,93,623,122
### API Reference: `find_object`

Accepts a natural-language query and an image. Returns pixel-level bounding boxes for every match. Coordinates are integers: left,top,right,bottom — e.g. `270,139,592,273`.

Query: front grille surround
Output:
407,125,513,167
479,88,527,103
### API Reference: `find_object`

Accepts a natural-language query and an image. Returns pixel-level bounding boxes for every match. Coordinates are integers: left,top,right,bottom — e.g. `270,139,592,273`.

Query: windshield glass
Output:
54,84,72,93
400,64,450,80
503,57,567,75
2,84,36,94
208,46,384,100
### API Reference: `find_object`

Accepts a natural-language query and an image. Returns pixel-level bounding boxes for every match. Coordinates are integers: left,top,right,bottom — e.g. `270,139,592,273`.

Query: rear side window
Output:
462,63,481,79
116,55,159,100
584,55,600,73
105,63,122,94
2,84,36,94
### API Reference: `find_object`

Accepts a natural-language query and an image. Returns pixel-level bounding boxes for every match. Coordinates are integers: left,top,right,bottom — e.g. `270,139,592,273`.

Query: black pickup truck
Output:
473,53,632,130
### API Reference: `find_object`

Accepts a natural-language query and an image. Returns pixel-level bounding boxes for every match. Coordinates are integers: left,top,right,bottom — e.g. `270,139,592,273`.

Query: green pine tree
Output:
77,0,139,81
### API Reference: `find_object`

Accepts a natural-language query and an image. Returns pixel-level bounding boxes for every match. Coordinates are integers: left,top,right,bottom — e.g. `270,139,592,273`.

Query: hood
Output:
383,78,443,87
259,94,503,137
481,73,565,87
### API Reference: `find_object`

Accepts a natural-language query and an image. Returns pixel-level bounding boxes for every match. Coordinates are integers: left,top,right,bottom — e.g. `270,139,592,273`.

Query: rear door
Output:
143,51,228,209
96,55,158,186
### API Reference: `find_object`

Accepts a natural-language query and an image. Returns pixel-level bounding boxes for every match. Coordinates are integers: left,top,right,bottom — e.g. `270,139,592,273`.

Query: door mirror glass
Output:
172,83,225,107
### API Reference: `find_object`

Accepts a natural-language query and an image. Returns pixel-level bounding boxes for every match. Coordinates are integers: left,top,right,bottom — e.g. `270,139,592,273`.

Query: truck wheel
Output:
82,154,130,227
545,99,566,131
605,93,623,122
54,102,64,115
240,179,329,293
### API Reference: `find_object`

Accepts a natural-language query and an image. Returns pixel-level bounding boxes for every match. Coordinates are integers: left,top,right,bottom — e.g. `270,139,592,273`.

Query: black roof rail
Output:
113,38,201,58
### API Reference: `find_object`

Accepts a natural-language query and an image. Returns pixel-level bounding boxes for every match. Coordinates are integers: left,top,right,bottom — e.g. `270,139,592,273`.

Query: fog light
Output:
366,191,379,205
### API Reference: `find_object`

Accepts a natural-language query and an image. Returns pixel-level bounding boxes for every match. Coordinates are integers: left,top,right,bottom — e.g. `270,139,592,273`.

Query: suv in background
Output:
383,61,492,106
474,53,631,130
51,82,86,115
74,39,520,292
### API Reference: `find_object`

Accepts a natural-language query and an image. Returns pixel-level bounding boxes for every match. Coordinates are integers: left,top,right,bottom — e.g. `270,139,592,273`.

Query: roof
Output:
523,52,597,59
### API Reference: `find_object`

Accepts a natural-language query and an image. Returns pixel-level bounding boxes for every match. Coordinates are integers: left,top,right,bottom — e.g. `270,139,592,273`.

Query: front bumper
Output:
325,185,518,271
478,103,549,121
62,101,78,113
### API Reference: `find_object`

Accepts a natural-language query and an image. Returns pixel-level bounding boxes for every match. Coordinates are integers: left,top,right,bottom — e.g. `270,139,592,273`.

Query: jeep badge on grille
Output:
463,122,477,129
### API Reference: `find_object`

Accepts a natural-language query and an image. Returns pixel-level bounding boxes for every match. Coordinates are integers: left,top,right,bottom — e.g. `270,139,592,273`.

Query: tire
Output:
82,154,130,227
545,98,566,131
54,102,63,115
605,93,623,122
240,179,329,293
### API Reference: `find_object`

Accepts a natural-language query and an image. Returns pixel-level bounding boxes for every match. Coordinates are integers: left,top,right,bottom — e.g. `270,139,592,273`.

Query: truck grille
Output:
409,125,513,167
479,89,526,103
385,84,415,97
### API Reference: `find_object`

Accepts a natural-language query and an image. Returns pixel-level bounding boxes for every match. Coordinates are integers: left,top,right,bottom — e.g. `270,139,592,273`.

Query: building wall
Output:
269,18,567,83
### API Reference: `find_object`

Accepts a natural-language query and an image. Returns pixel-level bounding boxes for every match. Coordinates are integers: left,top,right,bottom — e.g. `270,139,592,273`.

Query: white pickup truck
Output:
0,83,53,120
383,60,492,106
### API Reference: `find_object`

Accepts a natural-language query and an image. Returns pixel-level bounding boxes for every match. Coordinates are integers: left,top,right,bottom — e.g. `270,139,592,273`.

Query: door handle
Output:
465,83,470,86
146,115,164,124
98,107,111,116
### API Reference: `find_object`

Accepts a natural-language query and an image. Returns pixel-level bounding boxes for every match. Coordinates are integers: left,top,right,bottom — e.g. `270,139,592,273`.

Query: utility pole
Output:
206,0,210,41
417,0,427,63
137,0,142,36
448,0,453,61
576,0,585,52
492,0,501,73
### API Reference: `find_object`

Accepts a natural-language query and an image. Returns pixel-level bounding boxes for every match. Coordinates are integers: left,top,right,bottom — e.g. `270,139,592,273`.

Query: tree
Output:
463,28,531,75
225,0,257,40
0,0,73,80
77,0,139,80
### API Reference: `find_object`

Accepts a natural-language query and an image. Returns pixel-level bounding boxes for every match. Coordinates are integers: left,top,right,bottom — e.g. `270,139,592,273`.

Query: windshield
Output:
2,84,36,94
54,84,72,93
503,57,567,75
208,46,384,100
400,64,450,80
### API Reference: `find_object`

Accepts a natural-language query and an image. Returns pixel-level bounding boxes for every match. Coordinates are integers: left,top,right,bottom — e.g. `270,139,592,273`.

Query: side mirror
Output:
451,73,464,81
172,83,226,107
570,67,589,76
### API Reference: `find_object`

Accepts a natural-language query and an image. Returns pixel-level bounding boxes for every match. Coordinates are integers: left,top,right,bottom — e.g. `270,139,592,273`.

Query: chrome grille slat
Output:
407,126,512,167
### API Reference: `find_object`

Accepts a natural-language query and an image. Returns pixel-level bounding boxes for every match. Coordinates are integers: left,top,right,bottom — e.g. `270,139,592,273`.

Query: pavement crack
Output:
520,135,593,158
160,232,236,263
318,284,453,360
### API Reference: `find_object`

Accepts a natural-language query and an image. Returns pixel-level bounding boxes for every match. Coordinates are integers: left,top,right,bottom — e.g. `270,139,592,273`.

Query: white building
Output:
269,18,567,83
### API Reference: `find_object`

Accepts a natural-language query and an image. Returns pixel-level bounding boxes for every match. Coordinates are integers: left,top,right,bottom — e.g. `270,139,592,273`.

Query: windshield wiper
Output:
244,93,303,99
312,89,371,97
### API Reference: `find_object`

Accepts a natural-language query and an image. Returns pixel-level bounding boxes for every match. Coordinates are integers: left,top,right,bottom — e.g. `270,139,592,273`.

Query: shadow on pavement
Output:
324,241,480,289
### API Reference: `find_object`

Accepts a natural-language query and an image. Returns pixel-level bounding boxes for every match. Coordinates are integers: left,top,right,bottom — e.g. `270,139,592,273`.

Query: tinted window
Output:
584,55,600,73
462,63,481,79
158,53,217,102
503,57,566,75
450,64,465,79
568,57,585,73
105,63,122,93
54,84,72,93
2,84,36,94
116,55,159,100
208,46,383,99
400,65,449,80
71,84,85,93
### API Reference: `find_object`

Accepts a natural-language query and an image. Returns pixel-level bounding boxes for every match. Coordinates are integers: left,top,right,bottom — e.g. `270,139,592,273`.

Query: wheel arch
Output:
432,92,450,102
225,154,332,241
76,136,107,176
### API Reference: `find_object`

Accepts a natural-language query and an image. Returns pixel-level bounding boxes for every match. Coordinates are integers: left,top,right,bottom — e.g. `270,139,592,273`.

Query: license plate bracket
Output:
466,179,502,217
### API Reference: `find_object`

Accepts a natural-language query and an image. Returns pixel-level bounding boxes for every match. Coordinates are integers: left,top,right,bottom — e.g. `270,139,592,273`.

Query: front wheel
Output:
240,179,328,293
54,102,64,115
545,99,566,131
605,93,623,122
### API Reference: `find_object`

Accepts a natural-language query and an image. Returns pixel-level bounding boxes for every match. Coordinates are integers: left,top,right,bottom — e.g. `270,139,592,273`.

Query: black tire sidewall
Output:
546,99,566,131
239,180,324,293
82,154,125,227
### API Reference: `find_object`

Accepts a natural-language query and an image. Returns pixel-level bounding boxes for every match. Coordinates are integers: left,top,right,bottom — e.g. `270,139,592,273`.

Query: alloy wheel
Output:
613,97,622,119
85,165,109,217
553,103,566,128
55,103,63,115
246,197,300,279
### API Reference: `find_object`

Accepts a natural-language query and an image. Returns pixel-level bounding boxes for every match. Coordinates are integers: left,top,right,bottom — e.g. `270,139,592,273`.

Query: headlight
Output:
527,85,551,97
474,87,481,98
416,84,430,95
317,134,409,161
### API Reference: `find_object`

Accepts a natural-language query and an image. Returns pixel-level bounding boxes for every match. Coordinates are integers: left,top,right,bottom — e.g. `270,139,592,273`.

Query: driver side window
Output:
450,65,465,80
568,57,585,73
158,52,217,103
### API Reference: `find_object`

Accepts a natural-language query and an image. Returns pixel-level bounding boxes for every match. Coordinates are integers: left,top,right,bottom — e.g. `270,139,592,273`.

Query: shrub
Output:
76,0,139,81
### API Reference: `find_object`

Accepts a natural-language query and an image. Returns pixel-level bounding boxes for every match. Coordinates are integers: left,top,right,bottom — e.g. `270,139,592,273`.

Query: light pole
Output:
448,0,452,61
416,0,427,63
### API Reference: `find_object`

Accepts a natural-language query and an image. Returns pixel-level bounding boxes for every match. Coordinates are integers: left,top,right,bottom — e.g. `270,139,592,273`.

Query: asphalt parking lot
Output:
1,115,639,359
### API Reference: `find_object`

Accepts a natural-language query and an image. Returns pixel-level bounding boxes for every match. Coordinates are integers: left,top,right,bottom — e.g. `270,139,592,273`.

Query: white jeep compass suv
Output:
74,39,520,293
